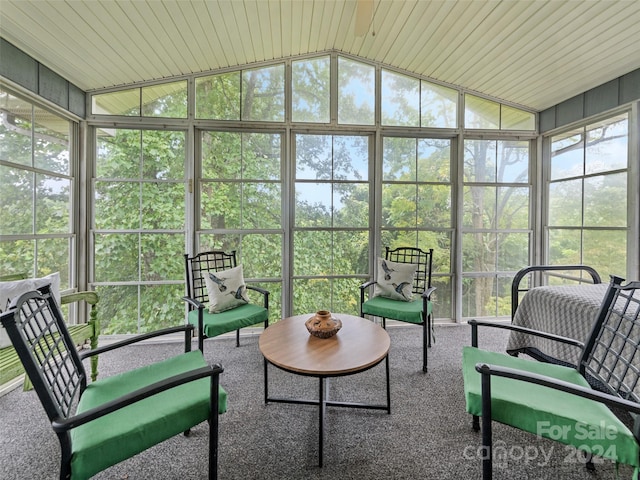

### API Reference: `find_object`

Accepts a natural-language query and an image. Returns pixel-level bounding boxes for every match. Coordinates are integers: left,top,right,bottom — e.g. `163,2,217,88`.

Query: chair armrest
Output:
421,286,436,300
51,363,224,432
511,264,602,319
182,295,205,310
78,324,195,359
247,285,269,296
60,291,99,306
247,285,270,309
468,319,585,350
360,280,376,290
475,362,640,416
359,280,376,307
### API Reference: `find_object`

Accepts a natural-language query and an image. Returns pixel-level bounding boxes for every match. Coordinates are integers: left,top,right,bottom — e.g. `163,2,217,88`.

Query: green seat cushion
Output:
188,303,268,338
362,296,431,324
462,346,639,470
71,350,227,480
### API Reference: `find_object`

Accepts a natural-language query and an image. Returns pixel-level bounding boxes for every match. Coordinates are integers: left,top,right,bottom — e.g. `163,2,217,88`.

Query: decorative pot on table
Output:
305,310,342,338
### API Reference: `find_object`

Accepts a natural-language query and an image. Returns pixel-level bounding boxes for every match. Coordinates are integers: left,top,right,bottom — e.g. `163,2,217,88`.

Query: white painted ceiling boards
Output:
1,0,640,111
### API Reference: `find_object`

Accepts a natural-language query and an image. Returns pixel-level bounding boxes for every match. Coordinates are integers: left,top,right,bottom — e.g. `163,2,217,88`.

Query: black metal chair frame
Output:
183,250,270,351
511,264,602,320
360,246,436,372
469,276,640,479
1,285,223,480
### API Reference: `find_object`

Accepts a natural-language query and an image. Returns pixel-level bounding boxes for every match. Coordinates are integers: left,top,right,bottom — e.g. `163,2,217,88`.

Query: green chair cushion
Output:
71,350,227,480
188,303,268,338
462,346,639,470
361,296,431,324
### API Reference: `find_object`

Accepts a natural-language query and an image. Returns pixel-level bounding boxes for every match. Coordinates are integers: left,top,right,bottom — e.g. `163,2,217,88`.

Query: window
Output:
92,81,187,118
338,57,375,125
83,52,543,332
382,70,420,127
293,134,370,314
242,65,285,122
198,131,283,319
381,136,453,317
292,56,330,123
0,87,74,288
547,113,629,278
93,128,186,334
421,81,458,128
195,72,241,120
462,139,531,317
465,94,535,131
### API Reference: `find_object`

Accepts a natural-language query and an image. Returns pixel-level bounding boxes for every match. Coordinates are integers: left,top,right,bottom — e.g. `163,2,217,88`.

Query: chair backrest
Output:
580,277,640,402
184,250,238,304
0,285,87,422
385,246,433,295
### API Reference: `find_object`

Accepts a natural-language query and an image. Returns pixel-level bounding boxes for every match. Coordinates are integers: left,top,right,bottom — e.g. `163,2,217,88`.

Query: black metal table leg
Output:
319,377,325,468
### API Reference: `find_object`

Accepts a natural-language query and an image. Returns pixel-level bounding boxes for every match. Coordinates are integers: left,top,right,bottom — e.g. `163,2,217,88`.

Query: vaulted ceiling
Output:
2,0,639,112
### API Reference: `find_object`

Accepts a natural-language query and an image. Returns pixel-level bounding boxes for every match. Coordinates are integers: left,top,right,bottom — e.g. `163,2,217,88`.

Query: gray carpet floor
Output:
0,323,634,479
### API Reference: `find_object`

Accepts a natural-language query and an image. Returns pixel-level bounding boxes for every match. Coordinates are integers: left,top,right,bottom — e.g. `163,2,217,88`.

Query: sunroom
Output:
1,1,639,479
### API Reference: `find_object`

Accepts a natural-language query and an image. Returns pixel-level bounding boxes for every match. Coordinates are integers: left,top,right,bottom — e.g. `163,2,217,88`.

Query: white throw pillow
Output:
372,258,417,302
204,264,249,313
0,272,61,347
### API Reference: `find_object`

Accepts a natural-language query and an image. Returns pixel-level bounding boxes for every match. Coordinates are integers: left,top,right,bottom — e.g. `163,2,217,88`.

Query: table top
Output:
259,313,390,377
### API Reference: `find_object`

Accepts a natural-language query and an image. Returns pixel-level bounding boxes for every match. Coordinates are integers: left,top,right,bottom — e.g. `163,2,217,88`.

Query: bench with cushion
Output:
463,275,640,479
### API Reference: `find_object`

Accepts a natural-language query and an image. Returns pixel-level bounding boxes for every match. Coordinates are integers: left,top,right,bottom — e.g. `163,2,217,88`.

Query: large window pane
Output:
0,88,74,283
462,276,498,317
338,57,374,125
584,173,627,227
583,230,627,277
93,128,186,333
195,72,241,120
381,69,419,126
548,179,582,226
94,233,139,282
141,81,187,118
585,114,628,174
462,138,531,318
201,132,282,230
95,285,139,334
0,91,33,166
382,135,454,318
33,105,70,174
293,134,370,314
418,139,450,182
0,165,33,235
292,56,330,123
501,105,535,130
464,140,497,182
140,233,184,279
92,88,140,116
465,94,499,129
550,128,584,180
463,186,495,229
546,112,629,279
242,65,285,122
497,232,529,271
421,81,457,128
198,131,283,322
142,130,186,179
498,141,529,183
548,229,581,265
202,132,242,179
35,174,71,233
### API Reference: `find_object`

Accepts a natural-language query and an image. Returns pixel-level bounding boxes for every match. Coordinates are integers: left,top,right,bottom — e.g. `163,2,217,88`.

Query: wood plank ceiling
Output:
1,0,640,111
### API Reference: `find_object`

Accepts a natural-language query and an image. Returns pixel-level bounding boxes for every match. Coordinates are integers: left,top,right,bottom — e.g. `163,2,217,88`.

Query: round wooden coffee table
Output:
259,313,391,467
